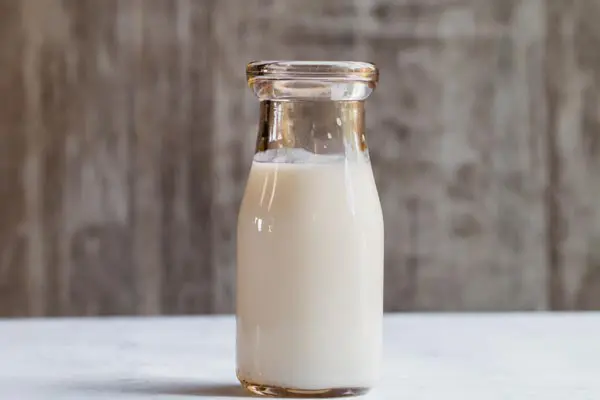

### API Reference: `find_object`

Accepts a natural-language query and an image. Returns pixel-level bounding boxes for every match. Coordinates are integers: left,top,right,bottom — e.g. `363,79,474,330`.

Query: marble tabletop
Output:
0,314,598,399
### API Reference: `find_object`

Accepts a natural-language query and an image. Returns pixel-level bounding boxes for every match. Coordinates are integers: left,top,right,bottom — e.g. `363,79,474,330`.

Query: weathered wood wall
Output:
0,0,598,316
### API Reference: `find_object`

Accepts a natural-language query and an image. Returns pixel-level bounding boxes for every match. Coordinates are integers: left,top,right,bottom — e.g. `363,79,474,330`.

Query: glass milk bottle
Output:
236,61,384,397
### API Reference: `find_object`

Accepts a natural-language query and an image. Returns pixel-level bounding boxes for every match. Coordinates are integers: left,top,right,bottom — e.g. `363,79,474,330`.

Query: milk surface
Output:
236,149,384,390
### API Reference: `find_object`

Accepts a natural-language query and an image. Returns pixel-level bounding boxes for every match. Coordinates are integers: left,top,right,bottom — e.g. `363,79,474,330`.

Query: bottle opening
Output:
247,61,378,82
247,60,378,101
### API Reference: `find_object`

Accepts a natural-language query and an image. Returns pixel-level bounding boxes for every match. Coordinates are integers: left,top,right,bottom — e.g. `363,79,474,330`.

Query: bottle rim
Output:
247,60,378,83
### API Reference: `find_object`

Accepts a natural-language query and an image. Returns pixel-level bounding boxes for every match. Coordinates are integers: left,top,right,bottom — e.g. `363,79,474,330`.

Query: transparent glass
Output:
236,61,384,398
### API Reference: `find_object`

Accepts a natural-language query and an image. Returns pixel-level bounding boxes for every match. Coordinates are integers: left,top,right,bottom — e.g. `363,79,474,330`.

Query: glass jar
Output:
236,61,384,397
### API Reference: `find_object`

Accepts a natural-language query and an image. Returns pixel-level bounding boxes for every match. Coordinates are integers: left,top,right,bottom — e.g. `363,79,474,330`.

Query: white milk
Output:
236,150,384,391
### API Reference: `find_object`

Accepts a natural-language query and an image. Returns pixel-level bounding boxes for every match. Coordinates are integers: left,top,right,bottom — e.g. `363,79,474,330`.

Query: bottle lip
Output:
247,60,379,83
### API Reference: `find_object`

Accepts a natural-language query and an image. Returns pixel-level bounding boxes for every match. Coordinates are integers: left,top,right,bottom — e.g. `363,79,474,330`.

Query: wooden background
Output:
0,0,599,316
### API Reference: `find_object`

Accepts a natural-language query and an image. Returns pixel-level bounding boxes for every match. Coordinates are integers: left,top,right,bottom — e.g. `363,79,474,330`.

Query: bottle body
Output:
237,61,383,396
236,150,384,393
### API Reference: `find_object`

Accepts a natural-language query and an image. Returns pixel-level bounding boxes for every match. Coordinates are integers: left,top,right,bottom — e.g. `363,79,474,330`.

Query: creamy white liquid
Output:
236,150,384,390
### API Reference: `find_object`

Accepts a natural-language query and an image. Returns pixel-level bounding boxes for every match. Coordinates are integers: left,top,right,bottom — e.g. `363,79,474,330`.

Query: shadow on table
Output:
64,379,254,398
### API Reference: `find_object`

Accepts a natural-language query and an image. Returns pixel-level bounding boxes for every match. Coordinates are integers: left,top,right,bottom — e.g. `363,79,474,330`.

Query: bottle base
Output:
238,377,370,398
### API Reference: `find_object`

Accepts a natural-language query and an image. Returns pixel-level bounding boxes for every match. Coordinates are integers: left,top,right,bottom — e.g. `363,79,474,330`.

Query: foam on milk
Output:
253,147,349,164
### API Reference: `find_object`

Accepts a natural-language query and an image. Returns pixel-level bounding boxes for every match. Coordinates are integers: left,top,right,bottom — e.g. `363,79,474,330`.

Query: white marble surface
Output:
0,314,598,399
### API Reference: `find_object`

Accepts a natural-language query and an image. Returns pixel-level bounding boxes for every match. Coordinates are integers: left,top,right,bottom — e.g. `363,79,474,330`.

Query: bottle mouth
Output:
247,60,378,101
247,61,378,82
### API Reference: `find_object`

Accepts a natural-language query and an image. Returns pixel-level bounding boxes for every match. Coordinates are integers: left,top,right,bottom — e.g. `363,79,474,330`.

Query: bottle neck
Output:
256,100,367,159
